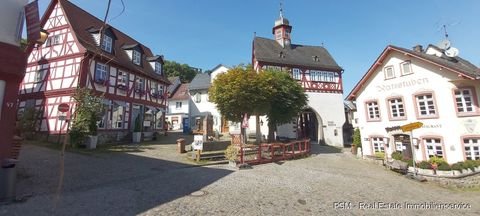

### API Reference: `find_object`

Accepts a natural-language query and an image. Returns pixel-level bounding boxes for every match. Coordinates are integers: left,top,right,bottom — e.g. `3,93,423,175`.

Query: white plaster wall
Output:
189,91,222,132
168,99,189,115
355,51,480,164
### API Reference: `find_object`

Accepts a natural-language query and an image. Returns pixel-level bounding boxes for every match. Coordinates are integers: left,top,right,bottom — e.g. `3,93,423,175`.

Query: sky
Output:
37,0,480,96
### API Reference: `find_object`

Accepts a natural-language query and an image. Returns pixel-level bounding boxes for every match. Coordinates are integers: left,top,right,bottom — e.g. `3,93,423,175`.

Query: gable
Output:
347,45,480,100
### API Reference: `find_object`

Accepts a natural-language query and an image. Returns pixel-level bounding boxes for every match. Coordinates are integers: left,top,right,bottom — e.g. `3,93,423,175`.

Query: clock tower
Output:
272,6,292,48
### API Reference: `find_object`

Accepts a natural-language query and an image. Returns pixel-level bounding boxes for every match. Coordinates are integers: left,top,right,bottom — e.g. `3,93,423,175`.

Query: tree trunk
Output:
255,115,261,143
267,121,275,143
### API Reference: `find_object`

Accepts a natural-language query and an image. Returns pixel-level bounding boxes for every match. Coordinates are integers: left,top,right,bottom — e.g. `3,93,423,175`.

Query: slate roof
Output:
392,45,480,78
346,44,480,100
253,37,342,71
189,73,211,91
170,83,189,100
57,0,169,84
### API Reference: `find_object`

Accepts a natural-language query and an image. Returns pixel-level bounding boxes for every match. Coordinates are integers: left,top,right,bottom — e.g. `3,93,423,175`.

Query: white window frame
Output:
416,94,437,117
46,35,61,46
400,61,413,75
372,137,385,153
195,93,201,103
101,34,113,53
464,138,480,160
117,71,128,85
35,64,48,83
455,89,475,113
155,62,162,74
384,66,395,79
424,138,443,159
176,102,182,109
95,63,108,82
133,50,141,65
135,77,144,91
389,98,405,119
292,68,301,80
366,101,380,121
112,104,124,129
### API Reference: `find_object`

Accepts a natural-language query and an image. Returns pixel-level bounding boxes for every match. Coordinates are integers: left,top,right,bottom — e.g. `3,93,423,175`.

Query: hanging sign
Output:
401,122,423,132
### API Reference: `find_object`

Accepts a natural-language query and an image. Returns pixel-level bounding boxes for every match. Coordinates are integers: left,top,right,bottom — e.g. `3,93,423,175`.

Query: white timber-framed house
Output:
20,0,170,143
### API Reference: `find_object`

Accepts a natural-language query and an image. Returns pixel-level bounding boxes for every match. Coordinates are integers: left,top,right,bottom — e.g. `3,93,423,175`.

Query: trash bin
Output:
176,138,186,153
0,159,18,203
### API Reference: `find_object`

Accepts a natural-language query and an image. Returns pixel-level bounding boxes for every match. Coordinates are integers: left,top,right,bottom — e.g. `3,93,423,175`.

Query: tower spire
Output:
279,1,284,18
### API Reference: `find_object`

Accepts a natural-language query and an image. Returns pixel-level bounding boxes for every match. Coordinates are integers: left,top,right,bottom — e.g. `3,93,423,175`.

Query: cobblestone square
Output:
1,140,479,215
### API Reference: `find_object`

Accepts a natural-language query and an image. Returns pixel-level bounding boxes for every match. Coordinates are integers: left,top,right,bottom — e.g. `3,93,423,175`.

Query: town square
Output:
1,0,480,215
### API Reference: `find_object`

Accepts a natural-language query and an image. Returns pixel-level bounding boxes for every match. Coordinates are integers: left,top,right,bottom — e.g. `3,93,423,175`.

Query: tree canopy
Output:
209,66,266,122
209,66,308,142
163,60,199,82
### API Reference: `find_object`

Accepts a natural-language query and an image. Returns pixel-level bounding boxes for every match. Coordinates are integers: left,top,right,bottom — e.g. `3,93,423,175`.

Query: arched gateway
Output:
251,6,346,147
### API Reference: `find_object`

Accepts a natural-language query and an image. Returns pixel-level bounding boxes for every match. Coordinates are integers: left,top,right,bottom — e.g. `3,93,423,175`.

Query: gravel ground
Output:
1,137,479,216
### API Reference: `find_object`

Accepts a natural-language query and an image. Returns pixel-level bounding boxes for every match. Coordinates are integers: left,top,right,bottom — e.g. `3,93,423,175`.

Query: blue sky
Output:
38,0,480,96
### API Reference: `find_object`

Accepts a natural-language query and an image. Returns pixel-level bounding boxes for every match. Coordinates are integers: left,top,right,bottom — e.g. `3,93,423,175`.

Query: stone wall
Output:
422,173,480,189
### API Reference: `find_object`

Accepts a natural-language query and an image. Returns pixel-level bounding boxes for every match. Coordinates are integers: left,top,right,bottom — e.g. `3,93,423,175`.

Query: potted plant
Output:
224,145,239,167
85,112,98,149
352,128,361,156
132,114,142,143
69,87,104,148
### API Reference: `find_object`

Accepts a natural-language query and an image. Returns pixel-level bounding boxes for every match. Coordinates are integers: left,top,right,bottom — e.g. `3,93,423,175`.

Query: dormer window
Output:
133,50,141,65
155,62,162,74
101,35,113,53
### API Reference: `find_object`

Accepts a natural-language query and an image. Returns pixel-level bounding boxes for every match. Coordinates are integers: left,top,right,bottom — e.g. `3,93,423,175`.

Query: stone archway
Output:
297,108,323,144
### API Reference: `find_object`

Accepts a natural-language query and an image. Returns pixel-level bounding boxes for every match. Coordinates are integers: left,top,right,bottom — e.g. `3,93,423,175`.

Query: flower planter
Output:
132,132,142,143
228,160,237,168
436,170,454,177
462,169,472,175
85,135,98,149
417,168,434,175
452,170,463,176
408,167,415,173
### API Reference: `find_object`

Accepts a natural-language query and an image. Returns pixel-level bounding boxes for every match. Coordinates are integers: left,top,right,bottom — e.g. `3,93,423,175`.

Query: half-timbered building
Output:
20,0,169,143
252,10,345,147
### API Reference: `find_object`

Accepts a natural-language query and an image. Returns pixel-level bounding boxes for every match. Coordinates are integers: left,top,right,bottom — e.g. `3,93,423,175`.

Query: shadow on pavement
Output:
309,144,343,155
5,143,233,215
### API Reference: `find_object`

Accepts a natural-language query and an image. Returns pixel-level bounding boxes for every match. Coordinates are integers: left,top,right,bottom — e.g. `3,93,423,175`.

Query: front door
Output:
393,134,412,159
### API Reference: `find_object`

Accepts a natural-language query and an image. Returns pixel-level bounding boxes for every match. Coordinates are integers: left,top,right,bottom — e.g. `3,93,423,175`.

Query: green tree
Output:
209,65,266,142
163,60,198,82
209,66,307,143
69,87,104,146
352,128,361,148
258,69,308,141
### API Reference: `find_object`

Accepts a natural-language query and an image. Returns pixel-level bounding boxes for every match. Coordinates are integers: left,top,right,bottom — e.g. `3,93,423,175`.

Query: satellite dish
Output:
437,39,451,50
445,47,459,57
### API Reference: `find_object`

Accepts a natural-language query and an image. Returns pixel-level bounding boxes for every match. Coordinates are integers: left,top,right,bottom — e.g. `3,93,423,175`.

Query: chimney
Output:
413,45,423,52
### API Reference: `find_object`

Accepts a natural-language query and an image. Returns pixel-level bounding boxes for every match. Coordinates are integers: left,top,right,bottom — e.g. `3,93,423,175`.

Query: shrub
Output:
437,162,451,171
374,152,385,159
464,160,476,171
352,128,361,148
428,156,446,165
402,159,413,167
451,162,464,171
417,161,432,169
224,145,239,161
391,151,403,160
